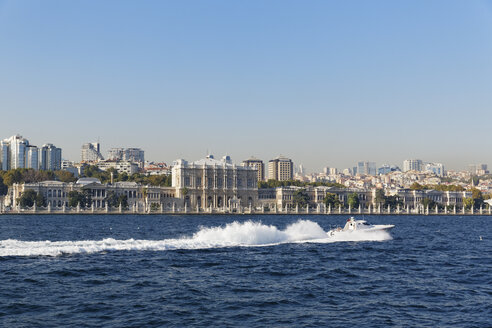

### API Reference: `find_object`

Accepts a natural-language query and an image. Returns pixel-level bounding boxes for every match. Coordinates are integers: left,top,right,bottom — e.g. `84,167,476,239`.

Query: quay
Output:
1,203,491,216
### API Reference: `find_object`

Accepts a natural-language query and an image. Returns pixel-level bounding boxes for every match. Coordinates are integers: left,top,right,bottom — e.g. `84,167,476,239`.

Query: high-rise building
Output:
268,156,294,181
25,145,39,170
81,142,104,162
424,163,445,177
40,144,62,171
0,140,9,170
0,135,62,171
323,167,338,175
403,159,423,172
1,135,30,170
107,147,145,163
357,161,377,175
242,157,265,181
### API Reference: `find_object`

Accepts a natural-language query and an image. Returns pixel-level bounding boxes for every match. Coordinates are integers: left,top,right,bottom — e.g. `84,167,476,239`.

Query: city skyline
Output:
0,132,489,174
1,1,491,171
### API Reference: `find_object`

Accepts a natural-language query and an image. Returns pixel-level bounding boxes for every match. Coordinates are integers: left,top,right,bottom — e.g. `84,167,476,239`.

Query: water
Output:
0,215,490,327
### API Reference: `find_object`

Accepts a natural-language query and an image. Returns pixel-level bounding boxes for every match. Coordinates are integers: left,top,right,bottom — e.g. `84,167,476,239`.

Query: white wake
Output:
0,220,392,257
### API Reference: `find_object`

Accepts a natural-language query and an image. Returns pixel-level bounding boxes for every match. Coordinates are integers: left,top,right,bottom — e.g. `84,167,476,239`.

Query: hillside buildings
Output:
242,157,265,181
268,156,294,181
468,164,488,175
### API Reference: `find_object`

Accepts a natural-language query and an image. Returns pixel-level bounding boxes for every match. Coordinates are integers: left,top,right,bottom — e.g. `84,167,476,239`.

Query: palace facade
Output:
172,155,258,209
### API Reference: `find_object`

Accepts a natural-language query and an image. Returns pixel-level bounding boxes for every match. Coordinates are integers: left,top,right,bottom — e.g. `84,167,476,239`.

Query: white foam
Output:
0,220,392,257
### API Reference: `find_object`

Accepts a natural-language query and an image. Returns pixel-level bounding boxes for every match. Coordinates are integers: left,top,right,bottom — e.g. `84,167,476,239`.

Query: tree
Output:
347,192,359,209
104,190,120,207
119,172,129,182
374,189,386,205
410,182,424,190
324,192,341,208
104,191,128,208
420,197,436,209
384,195,404,209
292,189,310,208
432,184,465,192
258,179,345,189
470,188,483,209
83,165,110,183
117,194,128,209
55,170,77,183
3,169,22,186
0,175,8,196
68,190,92,208
18,189,45,207
463,197,474,210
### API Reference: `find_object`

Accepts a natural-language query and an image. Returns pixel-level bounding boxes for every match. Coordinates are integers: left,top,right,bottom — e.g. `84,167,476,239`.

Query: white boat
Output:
328,217,394,237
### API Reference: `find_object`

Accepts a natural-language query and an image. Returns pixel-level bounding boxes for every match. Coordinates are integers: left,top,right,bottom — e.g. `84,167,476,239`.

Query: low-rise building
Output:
10,178,181,210
96,160,140,175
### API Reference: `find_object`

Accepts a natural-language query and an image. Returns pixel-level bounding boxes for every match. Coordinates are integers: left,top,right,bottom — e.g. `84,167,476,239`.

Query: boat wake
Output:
0,220,393,257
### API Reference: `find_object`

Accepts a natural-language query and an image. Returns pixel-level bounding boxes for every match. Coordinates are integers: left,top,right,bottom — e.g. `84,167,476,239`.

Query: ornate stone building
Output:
172,155,258,209
10,178,180,210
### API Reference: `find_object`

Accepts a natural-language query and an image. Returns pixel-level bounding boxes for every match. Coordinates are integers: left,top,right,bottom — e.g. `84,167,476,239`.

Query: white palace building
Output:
172,155,258,210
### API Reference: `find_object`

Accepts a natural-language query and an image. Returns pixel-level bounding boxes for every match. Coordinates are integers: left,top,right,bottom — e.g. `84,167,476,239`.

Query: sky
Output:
0,0,491,173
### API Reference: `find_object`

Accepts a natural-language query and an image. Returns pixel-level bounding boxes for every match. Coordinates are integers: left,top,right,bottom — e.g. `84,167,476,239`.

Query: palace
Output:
172,155,258,209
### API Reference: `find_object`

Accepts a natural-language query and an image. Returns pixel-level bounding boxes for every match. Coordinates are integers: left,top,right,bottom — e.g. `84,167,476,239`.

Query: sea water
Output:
0,215,490,327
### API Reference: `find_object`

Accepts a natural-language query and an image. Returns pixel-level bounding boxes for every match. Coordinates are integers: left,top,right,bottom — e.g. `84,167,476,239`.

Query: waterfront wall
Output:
2,204,491,216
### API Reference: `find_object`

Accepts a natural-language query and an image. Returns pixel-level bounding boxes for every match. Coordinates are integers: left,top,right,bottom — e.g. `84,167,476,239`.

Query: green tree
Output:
374,189,386,205
0,175,8,195
55,170,77,183
117,194,128,209
410,182,425,190
3,169,22,186
118,172,129,182
384,195,404,209
104,190,119,207
347,192,359,209
463,197,474,210
432,184,465,192
292,189,310,208
420,197,436,209
68,190,92,208
258,179,345,189
104,191,129,208
18,189,46,207
324,192,341,208
470,188,483,209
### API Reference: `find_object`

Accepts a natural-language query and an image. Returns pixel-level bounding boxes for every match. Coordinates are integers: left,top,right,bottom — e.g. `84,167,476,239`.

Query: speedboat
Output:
328,217,394,237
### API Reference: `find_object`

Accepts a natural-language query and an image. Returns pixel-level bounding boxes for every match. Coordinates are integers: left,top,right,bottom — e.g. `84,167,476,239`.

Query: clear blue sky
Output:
1,0,491,172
